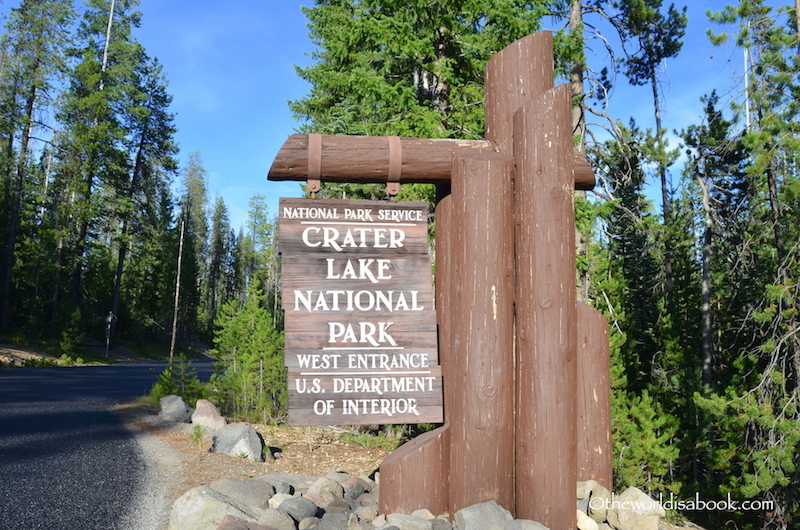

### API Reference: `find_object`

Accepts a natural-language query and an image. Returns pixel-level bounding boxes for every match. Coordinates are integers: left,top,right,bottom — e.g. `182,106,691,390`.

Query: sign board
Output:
279,198,443,425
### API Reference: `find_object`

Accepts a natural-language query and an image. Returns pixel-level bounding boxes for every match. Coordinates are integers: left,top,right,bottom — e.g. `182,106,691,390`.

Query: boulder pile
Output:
159,396,666,530
168,470,665,530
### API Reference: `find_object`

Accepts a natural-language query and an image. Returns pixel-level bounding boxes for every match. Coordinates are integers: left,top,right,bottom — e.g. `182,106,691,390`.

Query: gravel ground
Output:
1,343,391,530
113,402,392,529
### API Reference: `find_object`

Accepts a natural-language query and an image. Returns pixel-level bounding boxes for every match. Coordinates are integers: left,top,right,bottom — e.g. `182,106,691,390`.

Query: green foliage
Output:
56,305,84,354
208,281,286,423
189,424,204,451
613,390,680,494
149,353,205,406
340,431,404,451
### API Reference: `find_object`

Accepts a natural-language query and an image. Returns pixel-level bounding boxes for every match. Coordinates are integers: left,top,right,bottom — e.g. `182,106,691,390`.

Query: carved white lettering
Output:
300,227,406,251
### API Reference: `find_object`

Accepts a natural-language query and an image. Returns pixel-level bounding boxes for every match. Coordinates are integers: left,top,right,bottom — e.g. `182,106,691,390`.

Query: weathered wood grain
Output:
447,151,516,515
513,85,578,529
378,425,450,516
577,303,613,489
267,134,595,190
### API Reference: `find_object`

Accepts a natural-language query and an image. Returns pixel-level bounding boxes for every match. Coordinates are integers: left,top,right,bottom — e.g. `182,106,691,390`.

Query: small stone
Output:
268,493,294,510
211,423,266,462
325,497,353,515
431,518,454,530
256,508,296,530
316,512,349,530
588,483,611,523
605,487,664,530
326,471,352,483
411,509,435,520
343,477,369,500
386,513,434,530
577,480,598,500
309,477,345,504
354,505,378,522
303,491,326,507
299,517,320,530
279,495,320,523
210,478,274,513
454,500,513,530
576,509,599,530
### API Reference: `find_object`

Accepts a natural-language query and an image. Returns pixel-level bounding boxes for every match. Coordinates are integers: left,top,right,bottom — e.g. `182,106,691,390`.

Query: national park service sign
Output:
279,198,443,426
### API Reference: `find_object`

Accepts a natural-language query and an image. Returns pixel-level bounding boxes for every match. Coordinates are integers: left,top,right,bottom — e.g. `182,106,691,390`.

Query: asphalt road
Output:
0,361,213,530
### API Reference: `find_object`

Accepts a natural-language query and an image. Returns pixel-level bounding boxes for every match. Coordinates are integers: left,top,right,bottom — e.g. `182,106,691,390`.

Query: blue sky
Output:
1,0,758,230
127,0,746,230
133,1,314,231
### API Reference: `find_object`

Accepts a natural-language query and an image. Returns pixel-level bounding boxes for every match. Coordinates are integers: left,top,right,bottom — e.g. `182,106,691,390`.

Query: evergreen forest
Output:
1,1,799,528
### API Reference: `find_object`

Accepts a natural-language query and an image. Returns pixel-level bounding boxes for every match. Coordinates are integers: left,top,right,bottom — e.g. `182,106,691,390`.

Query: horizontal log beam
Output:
267,134,595,190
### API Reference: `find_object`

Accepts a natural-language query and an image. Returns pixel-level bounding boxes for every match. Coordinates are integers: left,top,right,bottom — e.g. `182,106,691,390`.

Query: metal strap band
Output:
307,133,322,196
387,136,402,197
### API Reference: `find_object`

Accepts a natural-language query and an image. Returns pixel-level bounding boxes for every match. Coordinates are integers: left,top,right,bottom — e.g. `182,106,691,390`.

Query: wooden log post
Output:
378,194,455,516
447,152,516,515
577,303,613,489
513,85,578,529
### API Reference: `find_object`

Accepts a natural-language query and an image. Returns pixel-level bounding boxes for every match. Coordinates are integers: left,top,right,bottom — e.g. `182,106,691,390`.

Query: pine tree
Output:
176,150,209,344
108,55,178,345
0,0,74,330
693,1,800,525
209,280,286,423
291,0,549,202
205,196,231,332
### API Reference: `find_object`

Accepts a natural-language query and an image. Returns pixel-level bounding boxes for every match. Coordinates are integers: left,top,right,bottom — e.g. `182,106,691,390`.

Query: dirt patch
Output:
114,401,391,509
0,344,59,366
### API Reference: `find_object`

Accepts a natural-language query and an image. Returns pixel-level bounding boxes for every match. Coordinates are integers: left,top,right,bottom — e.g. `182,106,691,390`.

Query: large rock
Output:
308,476,344,504
211,423,266,462
255,508,296,530
278,495,320,523
588,482,611,523
606,487,664,530
386,513,434,530
209,478,274,512
168,486,259,530
454,500,513,530
215,515,275,530
193,399,227,431
160,394,194,422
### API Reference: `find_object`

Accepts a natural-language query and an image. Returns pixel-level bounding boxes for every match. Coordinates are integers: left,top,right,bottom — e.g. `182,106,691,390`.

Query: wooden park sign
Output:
269,32,612,530
279,198,443,425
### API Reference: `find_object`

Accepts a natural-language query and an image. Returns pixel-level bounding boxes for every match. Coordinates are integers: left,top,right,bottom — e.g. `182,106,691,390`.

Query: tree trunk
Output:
651,73,673,295
169,220,185,367
570,0,590,301
1,70,38,330
697,174,713,387
109,125,148,348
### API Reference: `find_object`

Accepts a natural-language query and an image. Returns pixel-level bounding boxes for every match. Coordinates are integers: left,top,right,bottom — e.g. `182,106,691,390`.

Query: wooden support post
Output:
377,195,455,516
379,426,450,515
513,85,578,529
577,303,613,489
485,32,554,154
448,152,516,515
